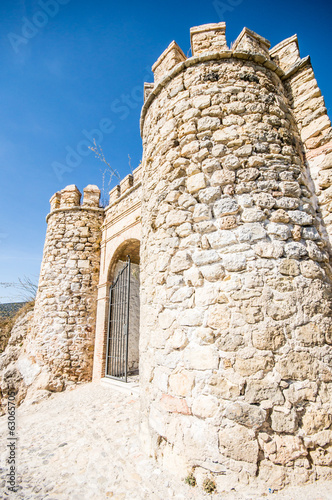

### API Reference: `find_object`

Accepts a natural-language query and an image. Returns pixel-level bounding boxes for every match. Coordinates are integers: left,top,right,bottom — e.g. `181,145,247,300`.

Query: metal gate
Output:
105,257,131,382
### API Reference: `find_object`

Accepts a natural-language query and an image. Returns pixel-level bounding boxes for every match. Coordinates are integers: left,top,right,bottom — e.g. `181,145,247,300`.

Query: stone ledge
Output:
282,55,311,80
46,206,104,223
106,181,142,212
100,377,139,397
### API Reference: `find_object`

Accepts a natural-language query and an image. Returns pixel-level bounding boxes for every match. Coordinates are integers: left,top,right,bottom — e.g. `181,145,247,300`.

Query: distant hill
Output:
0,302,27,319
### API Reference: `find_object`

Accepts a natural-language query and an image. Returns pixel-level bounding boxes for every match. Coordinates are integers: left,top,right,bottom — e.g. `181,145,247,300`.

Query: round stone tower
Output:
139,24,332,490
31,184,104,384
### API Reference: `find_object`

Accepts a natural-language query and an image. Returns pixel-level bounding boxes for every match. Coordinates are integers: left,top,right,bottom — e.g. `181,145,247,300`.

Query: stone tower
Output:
139,23,332,489
31,184,104,384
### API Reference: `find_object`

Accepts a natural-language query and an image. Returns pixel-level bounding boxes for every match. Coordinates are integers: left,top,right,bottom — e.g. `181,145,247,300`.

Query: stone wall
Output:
92,167,141,380
31,184,104,384
139,23,332,491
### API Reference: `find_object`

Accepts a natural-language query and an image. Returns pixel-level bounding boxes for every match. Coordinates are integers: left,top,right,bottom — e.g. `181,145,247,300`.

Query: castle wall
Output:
31,185,104,383
139,24,332,490
271,37,332,249
92,168,141,380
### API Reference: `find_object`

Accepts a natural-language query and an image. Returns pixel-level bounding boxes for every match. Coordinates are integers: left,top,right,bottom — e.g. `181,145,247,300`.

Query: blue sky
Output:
0,0,331,302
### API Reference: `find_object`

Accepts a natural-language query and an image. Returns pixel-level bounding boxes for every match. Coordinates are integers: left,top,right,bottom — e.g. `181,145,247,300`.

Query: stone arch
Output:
107,238,140,282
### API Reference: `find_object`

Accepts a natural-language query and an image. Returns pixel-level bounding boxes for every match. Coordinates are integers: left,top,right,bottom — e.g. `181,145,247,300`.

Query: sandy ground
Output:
0,381,332,500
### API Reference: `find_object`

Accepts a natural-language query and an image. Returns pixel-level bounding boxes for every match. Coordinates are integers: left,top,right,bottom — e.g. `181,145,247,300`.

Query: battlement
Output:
49,184,102,214
108,163,142,207
146,23,308,96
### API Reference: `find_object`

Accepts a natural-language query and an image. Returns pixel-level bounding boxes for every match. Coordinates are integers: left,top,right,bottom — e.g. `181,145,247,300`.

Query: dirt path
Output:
0,382,331,500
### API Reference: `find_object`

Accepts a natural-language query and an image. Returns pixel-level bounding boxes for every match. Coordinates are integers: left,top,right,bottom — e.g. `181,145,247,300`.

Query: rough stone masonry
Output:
2,22,332,494
139,23,332,491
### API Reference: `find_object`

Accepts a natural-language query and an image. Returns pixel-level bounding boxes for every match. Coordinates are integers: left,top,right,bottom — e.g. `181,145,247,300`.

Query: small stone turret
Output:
31,184,104,383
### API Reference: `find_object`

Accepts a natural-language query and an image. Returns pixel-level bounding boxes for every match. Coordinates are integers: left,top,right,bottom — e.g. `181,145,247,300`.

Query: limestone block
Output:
170,286,194,303
267,222,291,240
219,423,259,464
160,394,191,415
295,323,325,347
279,258,300,276
255,241,284,259
223,253,246,272
190,22,227,56
192,250,220,266
302,409,332,435
50,192,61,211
192,395,219,419
306,240,328,262
301,115,330,143
183,345,219,370
169,370,194,397
193,95,211,110
198,187,221,205
82,185,100,207
267,298,296,321
300,260,324,279
168,330,187,350
152,41,186,84
234,356,274,376
178,309,203,327
166,210,191,227
200,263,225,282
222,154,241,171
232,27,270,57
207,303,231,331
280,181,301,198
252,325,286,351
235,223,266,243
60,185,81,208
245,380,284,405
224,401,267,429
183,266,203,287
217,215,238,230
284,242,307,259
213,127,238,143
187,173,206,194
209,374,241,400
241,208,265,223
264,435,307,466
253,192,276,209
270,35,300,72
271,406,298,433
170,251,192,273
78,260,90,269
197,116,220,132
284,381,318,405
159,310,177,329
276,352,319,381
302,226,319,240
193,203,211,222
207,230,237,249
195,283,225,308
270,209,290,223
310,445,332,466
153,366,170,392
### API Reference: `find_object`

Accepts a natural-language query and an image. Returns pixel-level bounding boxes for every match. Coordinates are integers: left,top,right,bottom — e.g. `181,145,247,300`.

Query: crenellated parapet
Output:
108,164,142,208
48,184,101,216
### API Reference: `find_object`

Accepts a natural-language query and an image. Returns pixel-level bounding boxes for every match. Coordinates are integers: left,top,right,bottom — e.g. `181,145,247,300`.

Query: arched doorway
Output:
105,239,140,382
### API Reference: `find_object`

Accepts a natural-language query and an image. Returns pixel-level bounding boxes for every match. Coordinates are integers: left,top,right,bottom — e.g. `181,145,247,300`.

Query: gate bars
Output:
105,257,131,382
